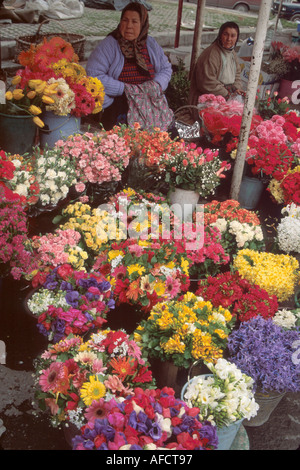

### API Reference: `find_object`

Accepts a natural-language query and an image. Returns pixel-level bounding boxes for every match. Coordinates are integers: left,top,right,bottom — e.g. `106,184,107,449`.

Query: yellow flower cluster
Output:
135,292,233,367
61,202,126,254
233,249,300,302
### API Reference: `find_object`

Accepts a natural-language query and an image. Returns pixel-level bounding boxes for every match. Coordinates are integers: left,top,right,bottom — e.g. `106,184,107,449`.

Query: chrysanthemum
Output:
73,350,98,365
80,375,106,406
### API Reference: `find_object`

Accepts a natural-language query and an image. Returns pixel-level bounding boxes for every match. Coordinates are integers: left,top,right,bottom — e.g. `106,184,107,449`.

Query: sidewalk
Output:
0,0,257,71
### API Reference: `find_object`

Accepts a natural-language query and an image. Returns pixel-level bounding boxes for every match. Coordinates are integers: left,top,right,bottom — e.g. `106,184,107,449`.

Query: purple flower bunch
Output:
72,387,218,450
31,263,115,342
228,316,300,393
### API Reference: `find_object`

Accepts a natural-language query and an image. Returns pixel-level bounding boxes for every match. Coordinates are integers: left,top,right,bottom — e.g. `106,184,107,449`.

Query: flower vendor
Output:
86,3,174,132
188,22,243,119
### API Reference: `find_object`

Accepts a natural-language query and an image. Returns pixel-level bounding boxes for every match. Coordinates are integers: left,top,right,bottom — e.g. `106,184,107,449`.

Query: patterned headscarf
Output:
109,2,150,73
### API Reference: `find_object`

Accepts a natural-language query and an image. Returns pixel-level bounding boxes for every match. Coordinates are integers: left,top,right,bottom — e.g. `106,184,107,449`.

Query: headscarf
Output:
109,2,150,73
216,21,240,51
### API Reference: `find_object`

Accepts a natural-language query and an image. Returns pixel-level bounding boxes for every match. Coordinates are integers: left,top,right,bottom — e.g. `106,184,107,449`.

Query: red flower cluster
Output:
203,199,261,226
196,271,278,322
246,140,293,180
280,171,300,205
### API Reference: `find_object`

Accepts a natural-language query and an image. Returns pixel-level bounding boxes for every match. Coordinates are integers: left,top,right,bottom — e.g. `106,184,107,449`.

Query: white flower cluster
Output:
211,218,264,249
277,204,300,253
273,308,300,329
9,158,33,199
183,358,259,428
34,148,77,206
27,288,68,316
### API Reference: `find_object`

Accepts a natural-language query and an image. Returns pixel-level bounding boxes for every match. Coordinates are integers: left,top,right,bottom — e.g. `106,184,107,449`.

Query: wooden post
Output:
175,0,184,48
189,0,206,79
230,0,274,200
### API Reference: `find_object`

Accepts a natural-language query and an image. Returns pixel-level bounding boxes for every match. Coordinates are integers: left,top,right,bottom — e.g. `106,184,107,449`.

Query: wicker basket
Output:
15,20,85,62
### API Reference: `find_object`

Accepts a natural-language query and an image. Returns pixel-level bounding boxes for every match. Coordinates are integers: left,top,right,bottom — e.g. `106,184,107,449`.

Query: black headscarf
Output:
109,2,150,73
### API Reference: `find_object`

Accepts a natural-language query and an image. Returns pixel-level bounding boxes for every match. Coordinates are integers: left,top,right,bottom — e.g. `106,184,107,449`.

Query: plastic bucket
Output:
39,111,81,149
0,112,36,154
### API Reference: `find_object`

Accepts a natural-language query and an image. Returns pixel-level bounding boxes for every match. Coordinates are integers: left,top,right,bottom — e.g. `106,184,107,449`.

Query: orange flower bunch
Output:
18,36,79,72
203,199,261,226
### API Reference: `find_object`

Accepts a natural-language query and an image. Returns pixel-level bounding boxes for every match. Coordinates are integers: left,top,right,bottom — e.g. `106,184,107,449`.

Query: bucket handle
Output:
34,19,70,43
39,115,73,134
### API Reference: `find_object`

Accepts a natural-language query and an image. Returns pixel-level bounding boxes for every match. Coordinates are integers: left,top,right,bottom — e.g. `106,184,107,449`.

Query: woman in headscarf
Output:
189,21,244,108
86,2,173,131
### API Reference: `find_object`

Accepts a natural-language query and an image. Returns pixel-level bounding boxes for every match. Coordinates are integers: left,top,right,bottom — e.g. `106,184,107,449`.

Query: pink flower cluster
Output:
56,131,131,185
31,228,81,267
0,199,38,279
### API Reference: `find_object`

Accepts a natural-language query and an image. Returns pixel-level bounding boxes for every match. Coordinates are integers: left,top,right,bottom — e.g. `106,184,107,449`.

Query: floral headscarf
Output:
109,2,150,73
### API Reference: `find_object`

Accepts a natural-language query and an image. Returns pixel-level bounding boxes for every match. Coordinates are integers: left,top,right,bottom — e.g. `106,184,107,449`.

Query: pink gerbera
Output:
164,276,181,298
39,362,65,392
84,398,113,422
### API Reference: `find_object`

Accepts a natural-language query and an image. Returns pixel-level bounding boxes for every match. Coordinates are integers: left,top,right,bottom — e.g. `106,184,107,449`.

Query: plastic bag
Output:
25,0,84,19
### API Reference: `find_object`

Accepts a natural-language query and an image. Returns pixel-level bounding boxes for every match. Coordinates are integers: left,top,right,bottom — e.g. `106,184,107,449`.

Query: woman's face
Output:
120,10,141,41
220,27,238,49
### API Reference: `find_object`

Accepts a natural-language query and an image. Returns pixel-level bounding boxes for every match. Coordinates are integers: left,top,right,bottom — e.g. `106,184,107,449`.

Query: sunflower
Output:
80,375,106,406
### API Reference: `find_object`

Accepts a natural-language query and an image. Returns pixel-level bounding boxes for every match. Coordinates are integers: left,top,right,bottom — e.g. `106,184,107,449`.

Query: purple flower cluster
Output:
228,316,300,393
72,388,218,450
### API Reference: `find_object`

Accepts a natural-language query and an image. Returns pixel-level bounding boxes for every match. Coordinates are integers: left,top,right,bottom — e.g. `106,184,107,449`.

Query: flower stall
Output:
1,33,300,451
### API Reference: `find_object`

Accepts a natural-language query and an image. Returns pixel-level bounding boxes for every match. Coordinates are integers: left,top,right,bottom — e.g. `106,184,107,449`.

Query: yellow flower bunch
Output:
134,292,233,368
60,201,126,255
233,249,299,302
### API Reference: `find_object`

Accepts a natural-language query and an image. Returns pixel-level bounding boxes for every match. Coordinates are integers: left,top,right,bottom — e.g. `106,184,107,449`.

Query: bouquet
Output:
204,199,264,255
30,146,78,207
163,143,230,197
30,228,89,283
269,41,300,81
273,308,300,330
268,165,300,206
228,316,300,393
72,387,218,450
27,264,115,342
134,292,234,369
195,271,279,322
0,197,37,280
33,330,155,428
0,74,58,128
277,203,300,254
182,358,259,428
255,90,290,120
13,37,105,121
0,151,39,206
233,249,299,302
55,131,131,186
197,94,262,152
245,115,294,181
94,238,191,314
110,123,182,191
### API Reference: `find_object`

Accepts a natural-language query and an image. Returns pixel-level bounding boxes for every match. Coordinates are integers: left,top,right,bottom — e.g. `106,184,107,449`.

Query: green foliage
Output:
165,58,190,111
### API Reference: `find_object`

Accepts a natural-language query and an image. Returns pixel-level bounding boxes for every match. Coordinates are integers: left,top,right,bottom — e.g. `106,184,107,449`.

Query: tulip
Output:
33,116,45,128
42,95,55,105
29,105,42,115
28,79,44,89
11,75,22,85
27,90,37,99
43,83,59,95
12,89,24,100
5,91,13,100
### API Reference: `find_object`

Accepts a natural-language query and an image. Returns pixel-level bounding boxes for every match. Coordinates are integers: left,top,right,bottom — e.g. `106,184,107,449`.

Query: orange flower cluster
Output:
18,36,79,72
204,199,260,226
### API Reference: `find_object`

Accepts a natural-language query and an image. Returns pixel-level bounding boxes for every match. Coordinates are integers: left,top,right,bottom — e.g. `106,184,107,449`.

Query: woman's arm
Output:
86,36,125,108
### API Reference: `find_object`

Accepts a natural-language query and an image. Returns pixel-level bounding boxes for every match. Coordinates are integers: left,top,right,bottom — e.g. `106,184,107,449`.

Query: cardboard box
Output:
239,59,279,97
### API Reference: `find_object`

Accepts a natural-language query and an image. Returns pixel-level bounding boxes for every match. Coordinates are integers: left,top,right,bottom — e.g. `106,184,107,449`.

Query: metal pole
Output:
230,0,274,200
175,0,184,48
189,0,206,79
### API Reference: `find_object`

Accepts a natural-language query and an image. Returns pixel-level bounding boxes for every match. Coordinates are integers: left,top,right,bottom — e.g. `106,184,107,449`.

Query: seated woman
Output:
189,21,244,113
86,2,173,131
